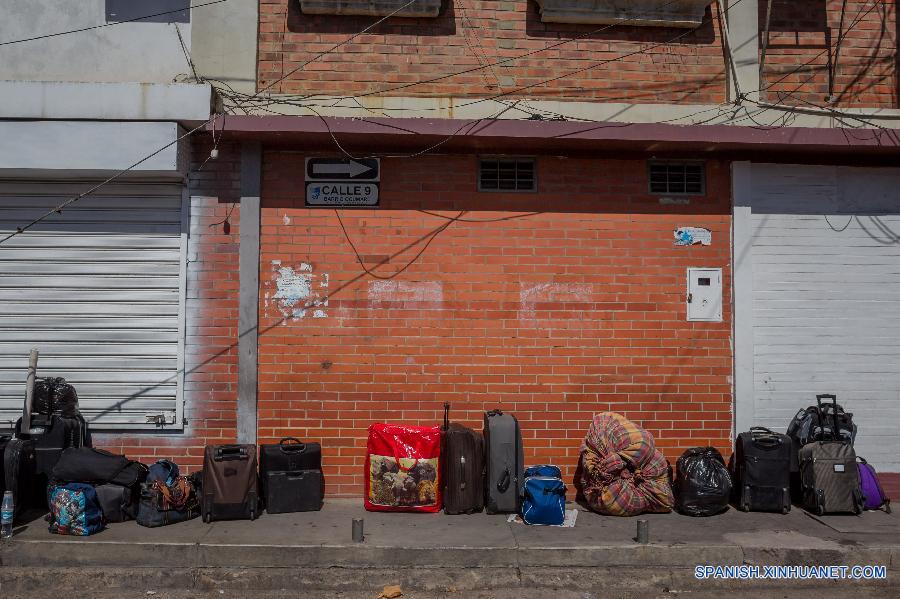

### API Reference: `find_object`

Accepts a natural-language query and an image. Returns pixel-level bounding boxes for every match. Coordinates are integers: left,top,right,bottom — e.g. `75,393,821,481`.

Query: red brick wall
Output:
761,0,898,108
259,1,728,104
258,152,733,496
93,137,242,471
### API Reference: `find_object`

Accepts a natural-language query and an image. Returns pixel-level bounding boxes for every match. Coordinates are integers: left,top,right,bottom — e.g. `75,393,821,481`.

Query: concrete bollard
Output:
636,519,649,544
352,518,364,543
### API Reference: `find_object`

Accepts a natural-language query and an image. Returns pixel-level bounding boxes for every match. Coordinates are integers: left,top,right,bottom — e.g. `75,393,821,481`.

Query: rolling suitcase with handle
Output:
483,409,523,514
799,396,864,515
441,403,485,515
201,444,259,522
733,427,792,513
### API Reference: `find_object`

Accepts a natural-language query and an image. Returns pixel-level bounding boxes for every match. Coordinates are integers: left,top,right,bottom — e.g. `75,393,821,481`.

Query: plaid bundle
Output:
579,412,674,516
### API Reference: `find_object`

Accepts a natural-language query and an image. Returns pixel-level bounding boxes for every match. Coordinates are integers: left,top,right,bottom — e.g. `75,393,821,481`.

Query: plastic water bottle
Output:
1,490,14,539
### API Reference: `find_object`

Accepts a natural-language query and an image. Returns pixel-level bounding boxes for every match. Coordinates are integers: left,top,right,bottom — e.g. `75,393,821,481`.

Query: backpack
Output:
857,457,892,513
787,394,856,450
47,482,104,536
521,464,567,526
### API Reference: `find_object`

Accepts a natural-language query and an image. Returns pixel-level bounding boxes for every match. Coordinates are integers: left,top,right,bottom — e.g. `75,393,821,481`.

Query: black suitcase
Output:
260,438,321,473
442,403,485,515
733,427,792,513
483,409,524,514
3,437,40,517
264,470,323,513
18,413,91,477
201,444,259,522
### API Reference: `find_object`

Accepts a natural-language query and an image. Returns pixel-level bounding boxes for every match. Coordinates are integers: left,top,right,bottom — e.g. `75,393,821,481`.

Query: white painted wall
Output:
0,1,192,83
0,121,186,177
734,163,900,472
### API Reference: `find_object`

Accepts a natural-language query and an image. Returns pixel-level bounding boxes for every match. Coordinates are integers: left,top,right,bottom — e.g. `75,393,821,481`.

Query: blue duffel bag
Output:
521,465,567,525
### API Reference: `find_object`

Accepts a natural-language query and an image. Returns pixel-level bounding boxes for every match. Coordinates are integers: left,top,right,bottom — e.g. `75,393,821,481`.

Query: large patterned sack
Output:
365,423,441,513
578,412,674,516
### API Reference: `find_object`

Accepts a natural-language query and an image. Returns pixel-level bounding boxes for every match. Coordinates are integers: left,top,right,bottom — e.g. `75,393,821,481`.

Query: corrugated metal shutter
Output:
748,164,900,472
0,180,185,430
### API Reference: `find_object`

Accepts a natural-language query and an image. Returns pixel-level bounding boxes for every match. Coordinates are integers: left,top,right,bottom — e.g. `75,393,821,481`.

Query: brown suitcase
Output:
201,444,259,522
441,403,485,515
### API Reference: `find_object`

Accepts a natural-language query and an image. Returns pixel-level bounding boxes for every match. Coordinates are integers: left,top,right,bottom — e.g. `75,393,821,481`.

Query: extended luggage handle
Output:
214,445,248,461
443,402,450,432
277,437,306,454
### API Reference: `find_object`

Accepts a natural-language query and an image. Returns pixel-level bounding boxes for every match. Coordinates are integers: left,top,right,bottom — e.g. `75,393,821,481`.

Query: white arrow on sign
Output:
312,160,373,178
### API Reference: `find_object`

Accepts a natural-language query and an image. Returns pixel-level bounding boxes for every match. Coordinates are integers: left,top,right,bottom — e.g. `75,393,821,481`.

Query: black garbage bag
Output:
675,446,731,517
33,377,79,417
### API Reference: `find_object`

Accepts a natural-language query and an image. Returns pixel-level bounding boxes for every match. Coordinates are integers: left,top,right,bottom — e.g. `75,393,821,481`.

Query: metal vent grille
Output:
649,162,705,195
479,158,536,192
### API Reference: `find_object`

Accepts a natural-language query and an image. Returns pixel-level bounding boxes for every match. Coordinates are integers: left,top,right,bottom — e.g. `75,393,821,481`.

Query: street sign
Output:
306,158,379,181
306,182,379,207
305,158,380,207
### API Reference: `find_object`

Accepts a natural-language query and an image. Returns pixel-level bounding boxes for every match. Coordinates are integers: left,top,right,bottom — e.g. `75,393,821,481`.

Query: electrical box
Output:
687,268,722,322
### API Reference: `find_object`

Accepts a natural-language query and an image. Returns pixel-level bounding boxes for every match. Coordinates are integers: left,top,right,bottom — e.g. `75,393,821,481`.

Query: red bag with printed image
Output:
364,423,442,513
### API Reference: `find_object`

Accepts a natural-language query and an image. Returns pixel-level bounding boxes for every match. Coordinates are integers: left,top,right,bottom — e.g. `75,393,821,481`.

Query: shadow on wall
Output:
287,1,458,36
524,2,717,45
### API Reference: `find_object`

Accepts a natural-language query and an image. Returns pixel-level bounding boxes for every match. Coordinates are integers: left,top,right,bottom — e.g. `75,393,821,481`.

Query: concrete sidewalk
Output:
1,500,898,594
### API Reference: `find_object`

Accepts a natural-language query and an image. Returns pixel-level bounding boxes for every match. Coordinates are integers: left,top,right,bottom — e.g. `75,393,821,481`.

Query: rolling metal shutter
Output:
0,180,186,430
745,164,900,472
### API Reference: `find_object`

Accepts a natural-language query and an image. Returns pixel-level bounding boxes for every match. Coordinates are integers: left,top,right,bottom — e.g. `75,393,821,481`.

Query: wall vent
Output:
648,161,705,195
479,158,536,192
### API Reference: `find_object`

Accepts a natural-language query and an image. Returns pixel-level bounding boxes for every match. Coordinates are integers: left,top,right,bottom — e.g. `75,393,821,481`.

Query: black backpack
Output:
787,394,856,451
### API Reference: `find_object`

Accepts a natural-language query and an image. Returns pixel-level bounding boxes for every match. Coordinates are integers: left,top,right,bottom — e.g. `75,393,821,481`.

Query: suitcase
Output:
441,403,485,515
483,409,524,514
18,413,91,477
260,438,321,473
733,427,792,513
264,470,323,514
3,437,40,517
799,396,864,515
201,444,259,522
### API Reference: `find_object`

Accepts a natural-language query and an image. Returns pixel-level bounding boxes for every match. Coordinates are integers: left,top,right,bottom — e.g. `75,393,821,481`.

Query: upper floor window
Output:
648,161,705,195
299,0,442,18
106,0,190,24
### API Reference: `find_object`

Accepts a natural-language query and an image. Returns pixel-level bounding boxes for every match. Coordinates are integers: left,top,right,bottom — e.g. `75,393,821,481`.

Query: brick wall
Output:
259,0,728,104
761,0,898,108
93,137,242,471
258,152,733,496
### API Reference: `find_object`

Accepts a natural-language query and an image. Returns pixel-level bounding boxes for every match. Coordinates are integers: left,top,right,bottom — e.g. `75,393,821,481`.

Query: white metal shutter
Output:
748,164,900,471
0,180,185,429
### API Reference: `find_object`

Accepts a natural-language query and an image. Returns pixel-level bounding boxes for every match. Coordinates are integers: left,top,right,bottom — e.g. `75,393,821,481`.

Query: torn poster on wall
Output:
674,227,711,246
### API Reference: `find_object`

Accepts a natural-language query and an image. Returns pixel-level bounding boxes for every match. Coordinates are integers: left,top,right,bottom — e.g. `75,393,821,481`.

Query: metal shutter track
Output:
0,181,183,429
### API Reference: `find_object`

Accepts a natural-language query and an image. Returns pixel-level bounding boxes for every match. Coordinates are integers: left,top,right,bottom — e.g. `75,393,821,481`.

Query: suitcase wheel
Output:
781,506,789,515
203,512,210,523
250,510,256,521
740,503,749,512
815,505,824,516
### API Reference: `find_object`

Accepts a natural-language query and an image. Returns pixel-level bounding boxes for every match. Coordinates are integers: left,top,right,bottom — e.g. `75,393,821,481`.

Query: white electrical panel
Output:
687,268,722,322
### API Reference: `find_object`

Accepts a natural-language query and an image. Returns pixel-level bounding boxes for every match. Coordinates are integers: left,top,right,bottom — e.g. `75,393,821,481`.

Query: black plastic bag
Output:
33,377,79,417
675,447,731,517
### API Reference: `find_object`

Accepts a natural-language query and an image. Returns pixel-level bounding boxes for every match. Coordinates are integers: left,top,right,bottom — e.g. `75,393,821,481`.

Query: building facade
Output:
1,1,898,491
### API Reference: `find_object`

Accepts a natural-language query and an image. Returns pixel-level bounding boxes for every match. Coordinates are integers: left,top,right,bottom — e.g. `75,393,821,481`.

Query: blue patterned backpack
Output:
48,483,104,536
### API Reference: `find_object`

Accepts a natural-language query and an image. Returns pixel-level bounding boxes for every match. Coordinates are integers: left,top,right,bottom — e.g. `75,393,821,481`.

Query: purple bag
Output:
857,457,891,513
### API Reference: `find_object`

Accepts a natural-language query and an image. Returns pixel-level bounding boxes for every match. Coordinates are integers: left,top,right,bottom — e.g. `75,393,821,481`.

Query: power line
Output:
0,118,213,246
0,0,229,47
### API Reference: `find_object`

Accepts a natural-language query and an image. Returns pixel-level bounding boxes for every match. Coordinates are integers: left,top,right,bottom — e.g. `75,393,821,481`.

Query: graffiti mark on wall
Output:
267,260,329,322
519,282,592,322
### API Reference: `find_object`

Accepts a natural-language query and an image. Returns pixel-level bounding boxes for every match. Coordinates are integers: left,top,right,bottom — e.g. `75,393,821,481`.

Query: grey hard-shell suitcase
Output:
483,409,523,514
798,396,864,515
